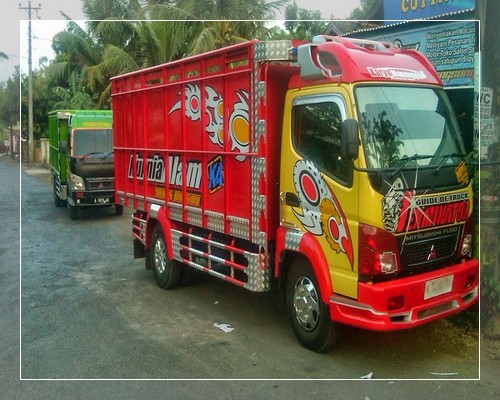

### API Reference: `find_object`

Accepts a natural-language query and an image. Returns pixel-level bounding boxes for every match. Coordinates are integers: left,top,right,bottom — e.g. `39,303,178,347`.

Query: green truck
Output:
48,110,123,219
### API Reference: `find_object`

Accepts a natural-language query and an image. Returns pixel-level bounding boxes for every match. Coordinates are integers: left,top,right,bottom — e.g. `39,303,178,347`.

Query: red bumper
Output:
329,258,478,331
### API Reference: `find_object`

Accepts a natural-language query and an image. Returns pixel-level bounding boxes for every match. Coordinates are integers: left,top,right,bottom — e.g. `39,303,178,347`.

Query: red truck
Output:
111,36,478,351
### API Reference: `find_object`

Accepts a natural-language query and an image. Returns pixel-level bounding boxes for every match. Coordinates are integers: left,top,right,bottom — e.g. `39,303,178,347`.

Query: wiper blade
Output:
390,154,433,178
434,152,467,174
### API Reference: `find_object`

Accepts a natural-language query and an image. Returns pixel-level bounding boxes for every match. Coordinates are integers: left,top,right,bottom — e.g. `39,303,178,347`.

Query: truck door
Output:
280,90,359,298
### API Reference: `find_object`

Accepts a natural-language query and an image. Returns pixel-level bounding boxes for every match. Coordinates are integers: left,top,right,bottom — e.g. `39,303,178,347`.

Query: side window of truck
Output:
292,96,352,186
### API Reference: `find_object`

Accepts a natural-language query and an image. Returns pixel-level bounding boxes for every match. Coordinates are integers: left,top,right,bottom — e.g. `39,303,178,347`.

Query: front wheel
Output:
68,204,78,220
150,224,181,289
286,258,338,352
53,183,66,207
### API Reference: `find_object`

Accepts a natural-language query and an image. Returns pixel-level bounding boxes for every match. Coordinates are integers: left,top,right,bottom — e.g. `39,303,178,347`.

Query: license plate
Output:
96,198,110,204
424,275,453,300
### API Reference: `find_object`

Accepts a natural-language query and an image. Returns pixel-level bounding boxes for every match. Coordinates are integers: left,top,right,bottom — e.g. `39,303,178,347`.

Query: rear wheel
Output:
150,224,181,289
115,204,124,216
286,257,338,352
53,183,66,207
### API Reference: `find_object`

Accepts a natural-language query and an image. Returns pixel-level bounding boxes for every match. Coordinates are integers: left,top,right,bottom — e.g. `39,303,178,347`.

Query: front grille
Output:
85,177,114,190
399,226,460,270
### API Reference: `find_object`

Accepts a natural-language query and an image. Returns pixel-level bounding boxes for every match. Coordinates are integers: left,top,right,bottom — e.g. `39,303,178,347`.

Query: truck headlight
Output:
70,173,85,191
461,234,472,256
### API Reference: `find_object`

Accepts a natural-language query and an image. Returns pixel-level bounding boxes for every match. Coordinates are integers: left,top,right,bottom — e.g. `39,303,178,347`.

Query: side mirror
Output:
341,119,359,160
59,140,68,154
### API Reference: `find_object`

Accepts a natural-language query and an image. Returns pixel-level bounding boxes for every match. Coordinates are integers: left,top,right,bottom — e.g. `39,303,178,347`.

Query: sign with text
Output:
384,0,475,22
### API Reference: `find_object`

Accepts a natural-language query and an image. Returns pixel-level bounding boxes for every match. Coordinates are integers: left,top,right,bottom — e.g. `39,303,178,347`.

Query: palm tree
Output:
48,0,290,107
144,0,288,55
48,20,109,107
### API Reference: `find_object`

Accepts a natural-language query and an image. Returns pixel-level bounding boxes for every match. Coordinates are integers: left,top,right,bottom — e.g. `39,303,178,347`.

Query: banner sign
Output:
384,0,475,22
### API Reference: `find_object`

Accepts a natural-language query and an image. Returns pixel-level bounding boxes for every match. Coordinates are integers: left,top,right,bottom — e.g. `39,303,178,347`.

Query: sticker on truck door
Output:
292,159,354,267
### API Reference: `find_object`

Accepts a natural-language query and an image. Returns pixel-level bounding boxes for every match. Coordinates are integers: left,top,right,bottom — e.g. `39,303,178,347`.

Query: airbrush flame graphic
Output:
168,85,249,161
292,159,354,267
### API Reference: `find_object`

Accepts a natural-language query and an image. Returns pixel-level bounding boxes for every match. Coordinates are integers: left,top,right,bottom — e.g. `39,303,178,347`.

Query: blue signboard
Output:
384,0,475,21
361,21,475,87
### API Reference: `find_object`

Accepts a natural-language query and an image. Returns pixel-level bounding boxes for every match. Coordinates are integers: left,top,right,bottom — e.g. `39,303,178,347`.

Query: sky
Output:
1,0,361,83
1,0,87,82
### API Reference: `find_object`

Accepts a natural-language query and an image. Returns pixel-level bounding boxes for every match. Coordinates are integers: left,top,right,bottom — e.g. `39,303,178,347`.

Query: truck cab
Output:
49,110,123,219
278,36,477,349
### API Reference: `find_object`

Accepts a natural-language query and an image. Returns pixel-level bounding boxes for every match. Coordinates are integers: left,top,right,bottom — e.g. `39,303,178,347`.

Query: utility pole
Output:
19,1,41,164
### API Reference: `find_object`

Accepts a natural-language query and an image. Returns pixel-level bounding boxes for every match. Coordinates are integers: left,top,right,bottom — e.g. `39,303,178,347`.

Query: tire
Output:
115,204,124,216
150,224,181,289
53,184,66,207
286,257,338,352
68,204,78,220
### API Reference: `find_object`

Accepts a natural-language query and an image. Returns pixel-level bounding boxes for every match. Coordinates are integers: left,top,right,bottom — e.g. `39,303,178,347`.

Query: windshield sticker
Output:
455,161,469,185
382,177,469,234
367,67,427,81
292,159,354,267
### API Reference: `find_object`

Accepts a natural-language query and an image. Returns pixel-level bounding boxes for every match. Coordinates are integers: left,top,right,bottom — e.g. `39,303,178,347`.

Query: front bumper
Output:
329,258,478,331
69,190,115,206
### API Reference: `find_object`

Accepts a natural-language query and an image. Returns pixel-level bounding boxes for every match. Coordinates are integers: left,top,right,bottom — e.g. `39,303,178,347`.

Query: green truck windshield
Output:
72,128,113,156
356,86,466,170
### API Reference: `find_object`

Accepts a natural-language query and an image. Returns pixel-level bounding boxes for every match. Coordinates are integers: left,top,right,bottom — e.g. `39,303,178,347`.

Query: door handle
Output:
284,192,300,207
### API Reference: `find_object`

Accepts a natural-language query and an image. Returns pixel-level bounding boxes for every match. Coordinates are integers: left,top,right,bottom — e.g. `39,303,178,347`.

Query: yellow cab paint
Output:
280,83,359,298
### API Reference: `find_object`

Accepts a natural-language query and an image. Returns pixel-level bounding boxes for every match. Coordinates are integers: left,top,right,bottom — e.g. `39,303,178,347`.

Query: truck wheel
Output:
53,185,66,207
115,204,124,216
68,204,78,220
150,224,180,289
286,258,338,352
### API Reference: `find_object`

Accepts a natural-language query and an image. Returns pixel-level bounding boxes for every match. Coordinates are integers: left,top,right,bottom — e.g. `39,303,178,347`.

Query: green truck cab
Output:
48,110,123,219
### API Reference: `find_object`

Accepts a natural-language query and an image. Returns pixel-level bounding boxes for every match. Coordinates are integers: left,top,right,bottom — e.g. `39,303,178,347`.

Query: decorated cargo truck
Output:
111,36,478,351
49,110,123,219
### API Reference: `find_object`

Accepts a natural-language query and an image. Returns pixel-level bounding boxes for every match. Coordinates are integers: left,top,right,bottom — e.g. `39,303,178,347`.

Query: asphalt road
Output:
1,154,498,399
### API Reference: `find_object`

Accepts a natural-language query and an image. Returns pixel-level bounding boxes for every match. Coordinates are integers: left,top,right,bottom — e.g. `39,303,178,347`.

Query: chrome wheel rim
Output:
292,276,320,332
153,236,167,274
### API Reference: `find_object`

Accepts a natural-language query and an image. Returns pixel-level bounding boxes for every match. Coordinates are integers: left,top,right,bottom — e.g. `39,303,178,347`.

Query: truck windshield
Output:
72,128,113,157
355,86,466,170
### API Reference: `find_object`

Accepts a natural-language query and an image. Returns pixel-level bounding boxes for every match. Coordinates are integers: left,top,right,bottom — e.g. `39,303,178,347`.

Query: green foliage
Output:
52,70,99,110
480,157,500,330
284,1,328,40
9,0,334,142
22,65,62,138
44,0,295,110
349,0,378,19
0,68,20,129
361,111,404,168
481,267,500,331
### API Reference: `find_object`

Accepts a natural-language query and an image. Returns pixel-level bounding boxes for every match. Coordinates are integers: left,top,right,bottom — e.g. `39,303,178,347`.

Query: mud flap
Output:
134,238,146,260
